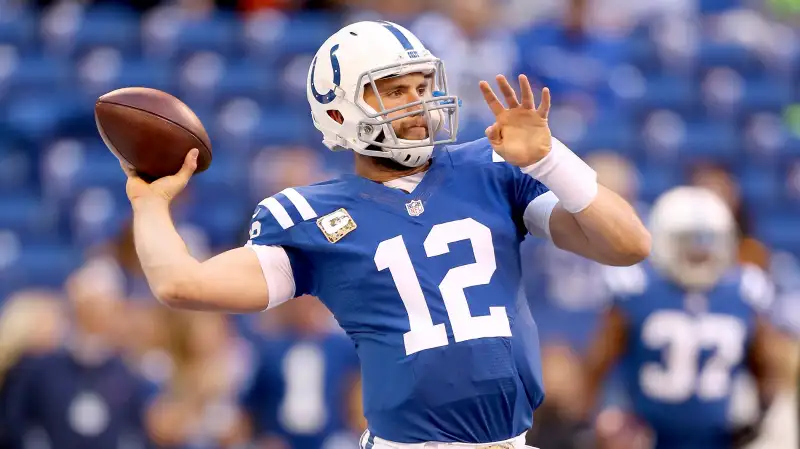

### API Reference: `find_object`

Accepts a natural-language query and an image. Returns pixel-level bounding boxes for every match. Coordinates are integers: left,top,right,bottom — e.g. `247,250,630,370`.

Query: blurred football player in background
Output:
689,163,770,271
121,20,650,449
582,186,795,449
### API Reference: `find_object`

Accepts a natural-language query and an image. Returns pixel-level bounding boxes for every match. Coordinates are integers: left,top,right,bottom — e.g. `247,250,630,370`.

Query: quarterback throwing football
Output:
122,21,650,449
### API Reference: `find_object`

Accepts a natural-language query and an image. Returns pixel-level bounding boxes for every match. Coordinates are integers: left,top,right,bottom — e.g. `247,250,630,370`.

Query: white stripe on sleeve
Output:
281,188,318,220
260,197,294,229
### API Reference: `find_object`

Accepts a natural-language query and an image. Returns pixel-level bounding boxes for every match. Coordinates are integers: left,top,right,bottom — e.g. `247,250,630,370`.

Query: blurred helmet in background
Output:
649,186,737,291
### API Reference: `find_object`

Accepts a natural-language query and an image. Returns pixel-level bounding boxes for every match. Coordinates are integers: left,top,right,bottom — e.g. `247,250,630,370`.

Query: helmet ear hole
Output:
327,110,344,124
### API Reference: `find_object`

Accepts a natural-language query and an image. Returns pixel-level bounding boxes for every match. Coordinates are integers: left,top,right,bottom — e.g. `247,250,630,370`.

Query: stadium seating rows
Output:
0,4,799,298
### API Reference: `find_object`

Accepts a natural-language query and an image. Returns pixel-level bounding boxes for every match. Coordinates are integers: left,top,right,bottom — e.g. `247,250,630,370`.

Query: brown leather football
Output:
95,87,212,181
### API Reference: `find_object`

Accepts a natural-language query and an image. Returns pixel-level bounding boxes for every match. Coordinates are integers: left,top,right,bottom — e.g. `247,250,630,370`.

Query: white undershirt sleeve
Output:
247,244,296,310
523,190,559,239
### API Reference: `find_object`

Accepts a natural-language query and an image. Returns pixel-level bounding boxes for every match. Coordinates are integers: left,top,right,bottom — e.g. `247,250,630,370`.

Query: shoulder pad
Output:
603,264,648,298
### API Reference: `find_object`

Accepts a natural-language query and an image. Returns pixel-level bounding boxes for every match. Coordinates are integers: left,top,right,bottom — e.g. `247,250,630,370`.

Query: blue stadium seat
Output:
739,165,781,206
174,14,238,55
69,187,129,248
697,42,763,76
0,9,36,49
0,243,82,290
579,116,638,155
0,146,33,191
74,7,140,55
275,13,341,57
214,61,280,100
783,137,800,158
638,164,682,202
3,91,85,143
5,57,72,90
699,0,743,14
185,198,250,248
70,148,127,192
0,193,58,238
252,112,317,146
634,75,697,113
758,214,800,255
740,78,793,112
678,121,740,161
191,151,248,201
113,58,174,92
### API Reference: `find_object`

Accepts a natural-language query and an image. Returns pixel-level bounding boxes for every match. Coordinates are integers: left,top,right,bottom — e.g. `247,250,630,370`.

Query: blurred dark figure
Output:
593,408,653,449
2,262,158,449
526,345,596,449
689,162,771,270
0,291,64,449
146,310,251,449
239,296,362,449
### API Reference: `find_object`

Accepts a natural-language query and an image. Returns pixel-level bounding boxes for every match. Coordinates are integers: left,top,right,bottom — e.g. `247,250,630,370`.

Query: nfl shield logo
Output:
405,199,424,216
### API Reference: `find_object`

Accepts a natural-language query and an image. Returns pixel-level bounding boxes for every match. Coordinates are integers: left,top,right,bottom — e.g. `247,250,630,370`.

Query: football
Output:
94,87,212,181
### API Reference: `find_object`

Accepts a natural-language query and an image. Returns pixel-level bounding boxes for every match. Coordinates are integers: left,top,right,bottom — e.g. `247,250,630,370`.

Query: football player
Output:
119,21,650,448
582,186,792,449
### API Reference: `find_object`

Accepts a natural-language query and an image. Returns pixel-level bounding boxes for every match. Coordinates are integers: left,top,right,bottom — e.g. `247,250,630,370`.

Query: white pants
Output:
359,430,537,449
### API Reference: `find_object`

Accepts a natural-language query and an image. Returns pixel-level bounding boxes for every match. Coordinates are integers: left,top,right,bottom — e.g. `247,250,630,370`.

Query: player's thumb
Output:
176,148,199,180
485,124,501,144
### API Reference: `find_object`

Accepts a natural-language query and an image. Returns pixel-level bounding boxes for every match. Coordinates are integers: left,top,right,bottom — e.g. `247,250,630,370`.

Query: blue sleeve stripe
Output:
280,188,318,221
259,196,294,229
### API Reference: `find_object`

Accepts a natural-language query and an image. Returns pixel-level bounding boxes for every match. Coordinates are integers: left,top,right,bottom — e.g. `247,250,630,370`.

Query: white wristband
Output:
521,137,598,213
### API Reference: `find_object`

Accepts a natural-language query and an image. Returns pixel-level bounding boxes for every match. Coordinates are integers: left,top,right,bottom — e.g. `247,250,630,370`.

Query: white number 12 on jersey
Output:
374,218,511,355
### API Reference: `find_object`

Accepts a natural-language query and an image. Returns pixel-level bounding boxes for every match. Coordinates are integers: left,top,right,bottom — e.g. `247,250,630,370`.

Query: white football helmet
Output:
306,21,460,168
649,186,737,291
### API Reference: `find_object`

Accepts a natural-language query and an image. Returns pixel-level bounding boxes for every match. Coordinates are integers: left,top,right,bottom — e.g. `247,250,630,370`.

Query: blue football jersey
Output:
247,139,548,443
241,332,361,449
606,262,774,449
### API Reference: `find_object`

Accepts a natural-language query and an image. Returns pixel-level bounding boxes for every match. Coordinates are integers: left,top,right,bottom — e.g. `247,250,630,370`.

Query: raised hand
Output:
479,74,552,167
122,148,198,206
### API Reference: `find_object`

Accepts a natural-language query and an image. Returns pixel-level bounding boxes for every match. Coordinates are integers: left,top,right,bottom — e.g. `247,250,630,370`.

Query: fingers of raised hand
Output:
479,80,505,117
495,75,520,109
176,148,199,181
519,75,535,110
485,123,502,144
537,87,551,120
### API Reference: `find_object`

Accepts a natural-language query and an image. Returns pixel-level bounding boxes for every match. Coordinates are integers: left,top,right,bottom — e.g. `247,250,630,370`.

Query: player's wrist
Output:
521,137,598,213
130,195,171,214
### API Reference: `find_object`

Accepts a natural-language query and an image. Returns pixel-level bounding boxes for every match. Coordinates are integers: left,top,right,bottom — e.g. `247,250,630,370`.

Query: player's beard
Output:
368,119,432,172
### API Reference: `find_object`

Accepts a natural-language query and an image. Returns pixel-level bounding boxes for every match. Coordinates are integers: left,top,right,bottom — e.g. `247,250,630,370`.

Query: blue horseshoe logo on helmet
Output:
310,44,341,104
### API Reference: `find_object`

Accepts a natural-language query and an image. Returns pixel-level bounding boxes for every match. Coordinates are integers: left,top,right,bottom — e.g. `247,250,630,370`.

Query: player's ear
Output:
327,110,344,124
